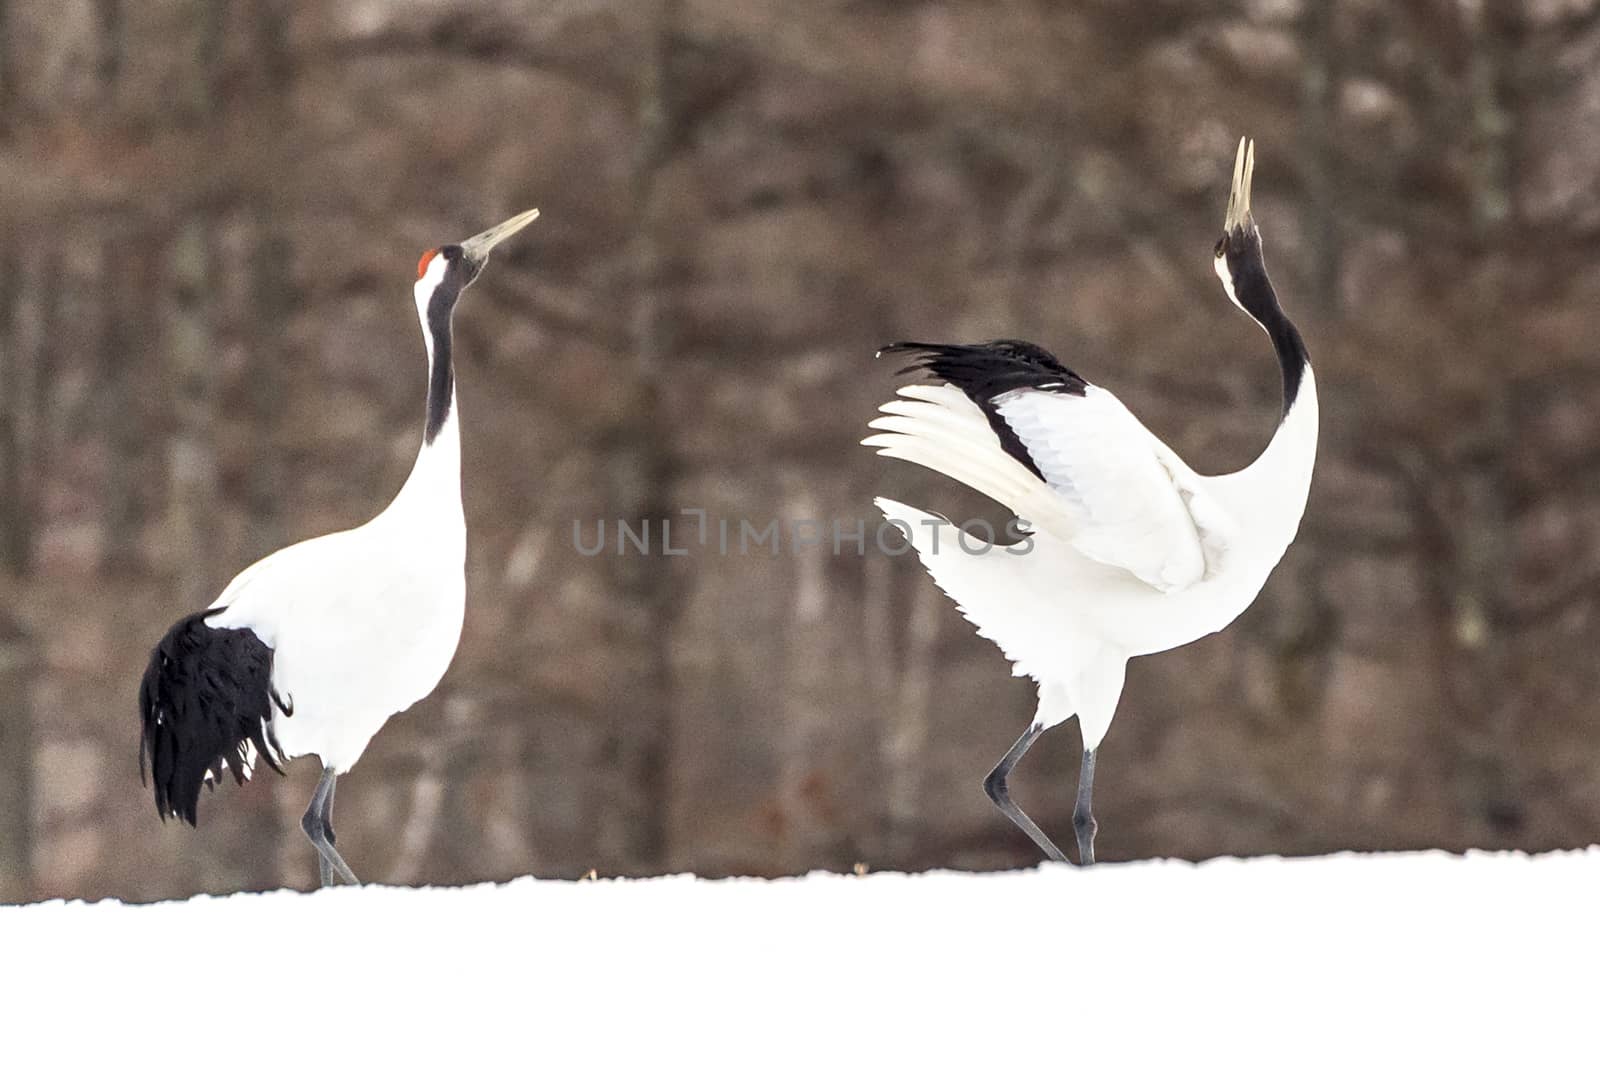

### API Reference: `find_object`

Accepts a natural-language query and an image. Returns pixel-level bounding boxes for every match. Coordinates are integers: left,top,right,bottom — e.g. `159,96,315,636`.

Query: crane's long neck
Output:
387,278,464,526
1233,296,1318,537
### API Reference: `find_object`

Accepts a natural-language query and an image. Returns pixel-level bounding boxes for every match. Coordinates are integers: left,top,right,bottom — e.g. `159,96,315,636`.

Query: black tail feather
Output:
139,608,286,826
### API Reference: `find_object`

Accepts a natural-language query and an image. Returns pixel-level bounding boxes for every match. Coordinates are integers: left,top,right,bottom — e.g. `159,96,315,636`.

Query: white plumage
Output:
203,464,467,773
139,209,538,887
866,138,1315,864
869,377,1316,738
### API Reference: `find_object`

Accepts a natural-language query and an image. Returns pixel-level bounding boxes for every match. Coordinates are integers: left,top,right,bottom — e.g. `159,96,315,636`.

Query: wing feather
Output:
870,340,1230,591
867,382,1225,592
994,387,1213,590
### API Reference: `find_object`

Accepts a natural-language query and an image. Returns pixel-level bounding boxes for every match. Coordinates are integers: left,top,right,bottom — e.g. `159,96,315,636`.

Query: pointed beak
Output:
1223,137,1255,234
459,207,540,266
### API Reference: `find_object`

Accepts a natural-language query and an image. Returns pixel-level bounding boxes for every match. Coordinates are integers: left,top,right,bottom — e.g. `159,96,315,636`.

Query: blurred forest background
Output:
3,0,1600,903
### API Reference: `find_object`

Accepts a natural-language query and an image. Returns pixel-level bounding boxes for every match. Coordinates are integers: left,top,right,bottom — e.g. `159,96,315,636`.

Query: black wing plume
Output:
879,339,1089,479
138,608,286,826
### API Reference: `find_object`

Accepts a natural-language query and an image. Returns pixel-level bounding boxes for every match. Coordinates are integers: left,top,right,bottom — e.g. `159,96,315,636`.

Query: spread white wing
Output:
866,383,1231,592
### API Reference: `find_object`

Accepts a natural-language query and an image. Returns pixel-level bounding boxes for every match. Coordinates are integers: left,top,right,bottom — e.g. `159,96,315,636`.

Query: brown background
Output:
2,0,1599,902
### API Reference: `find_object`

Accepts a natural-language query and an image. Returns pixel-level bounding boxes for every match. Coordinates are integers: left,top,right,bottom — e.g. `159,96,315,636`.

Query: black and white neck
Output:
415,244,481,439
1214,229,1309,420
1211,137,1317,513
385,245,479,519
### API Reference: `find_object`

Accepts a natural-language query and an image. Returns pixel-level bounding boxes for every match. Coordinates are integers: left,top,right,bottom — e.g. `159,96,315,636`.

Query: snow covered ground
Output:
1,849,1591,1060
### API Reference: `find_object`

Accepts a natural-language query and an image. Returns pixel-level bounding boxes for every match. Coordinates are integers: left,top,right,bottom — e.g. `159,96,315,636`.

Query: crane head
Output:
1212,137,1276,326
415,207,540,303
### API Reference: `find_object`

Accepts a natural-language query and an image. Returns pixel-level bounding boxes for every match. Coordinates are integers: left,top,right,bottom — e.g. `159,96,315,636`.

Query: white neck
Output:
388,396,462,517
1219,365,1318,544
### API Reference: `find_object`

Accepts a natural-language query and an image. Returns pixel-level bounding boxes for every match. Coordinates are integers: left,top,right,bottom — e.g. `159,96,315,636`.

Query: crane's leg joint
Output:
302,768,361,888
982,765,1009,806
984,723,1071,864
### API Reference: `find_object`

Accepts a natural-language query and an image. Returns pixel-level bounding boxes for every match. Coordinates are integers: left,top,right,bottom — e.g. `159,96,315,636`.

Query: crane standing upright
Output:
139,208,540,887
866,139,1317,865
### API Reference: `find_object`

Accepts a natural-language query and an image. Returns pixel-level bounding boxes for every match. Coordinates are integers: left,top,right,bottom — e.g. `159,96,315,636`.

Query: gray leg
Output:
301,767,361,888
983,723,1069,863
1073,746,1098,866
301,769,333,887
316,774,338,886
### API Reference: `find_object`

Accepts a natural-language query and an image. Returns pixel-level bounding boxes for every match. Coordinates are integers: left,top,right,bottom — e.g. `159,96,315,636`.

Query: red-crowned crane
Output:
139,208,540,887
866,139,1316,865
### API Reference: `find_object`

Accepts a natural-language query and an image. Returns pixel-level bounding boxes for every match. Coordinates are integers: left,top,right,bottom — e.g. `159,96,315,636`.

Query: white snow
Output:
1,850,1591,1060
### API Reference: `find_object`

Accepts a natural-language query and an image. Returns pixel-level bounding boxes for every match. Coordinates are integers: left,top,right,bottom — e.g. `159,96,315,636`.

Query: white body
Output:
206,254,467,772
870,370,1318,749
